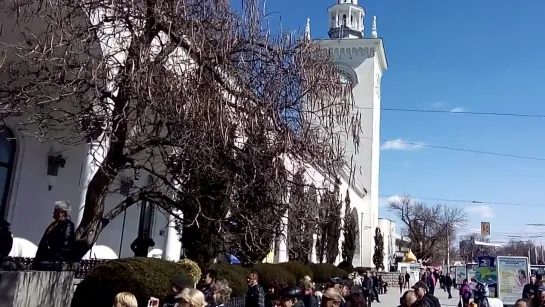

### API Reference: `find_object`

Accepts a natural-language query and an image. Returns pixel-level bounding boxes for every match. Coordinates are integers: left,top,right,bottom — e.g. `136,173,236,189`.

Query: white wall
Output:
378,218,396,271
314,37,387,269
2,120,170,258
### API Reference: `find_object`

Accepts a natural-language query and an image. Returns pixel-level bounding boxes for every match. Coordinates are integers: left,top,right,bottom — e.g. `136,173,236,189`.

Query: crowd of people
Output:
108,267,394,307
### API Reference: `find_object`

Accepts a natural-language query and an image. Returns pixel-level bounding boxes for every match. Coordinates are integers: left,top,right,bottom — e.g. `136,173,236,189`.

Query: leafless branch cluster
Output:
389,195,467,264
0,0,358,261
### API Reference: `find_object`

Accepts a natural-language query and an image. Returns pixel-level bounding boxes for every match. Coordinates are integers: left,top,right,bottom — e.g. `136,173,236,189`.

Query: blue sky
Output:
259,0,545,244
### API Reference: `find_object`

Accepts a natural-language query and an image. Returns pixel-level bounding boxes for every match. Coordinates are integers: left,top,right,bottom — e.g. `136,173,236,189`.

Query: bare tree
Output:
458,233,491,262
0,0,359,260
389,196,467,263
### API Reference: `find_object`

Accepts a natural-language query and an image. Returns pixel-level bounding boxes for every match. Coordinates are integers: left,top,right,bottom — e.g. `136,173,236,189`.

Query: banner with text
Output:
497,256,530,305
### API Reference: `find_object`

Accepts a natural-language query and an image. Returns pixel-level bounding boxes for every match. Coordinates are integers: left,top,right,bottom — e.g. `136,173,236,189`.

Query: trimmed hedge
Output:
278,261,313,281
253,263,296,291
309,263,349,282
337,261,355,274
71,257,190,307
209,263,250,297
178,259,202,284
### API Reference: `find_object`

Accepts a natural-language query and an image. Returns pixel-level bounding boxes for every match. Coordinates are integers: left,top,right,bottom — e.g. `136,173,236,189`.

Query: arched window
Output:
0,128,15,219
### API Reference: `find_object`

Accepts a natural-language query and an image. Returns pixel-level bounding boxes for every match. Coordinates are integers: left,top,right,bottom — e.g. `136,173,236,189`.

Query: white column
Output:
310,233,318,263
163,210,183,261
76,141,105,227
274,213,288,263
274,190,290,263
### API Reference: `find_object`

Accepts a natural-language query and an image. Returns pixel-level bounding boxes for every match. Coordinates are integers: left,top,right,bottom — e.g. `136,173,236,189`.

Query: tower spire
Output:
304,18,311,41
371,16,377,38
327,0,365,39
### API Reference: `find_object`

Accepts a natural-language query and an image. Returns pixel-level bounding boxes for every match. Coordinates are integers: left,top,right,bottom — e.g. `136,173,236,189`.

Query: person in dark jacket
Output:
202,269,218,304
371,272,380,303
130,231,155,257
33,201,75,268
522,275,536,299
0,219,13,264
246,272,265,307
412,281,440,307
361,272,374,307
444,274,453,299
301,280,318,307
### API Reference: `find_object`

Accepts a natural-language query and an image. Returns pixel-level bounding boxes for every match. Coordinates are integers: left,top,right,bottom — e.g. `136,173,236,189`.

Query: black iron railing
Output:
2,257,107,279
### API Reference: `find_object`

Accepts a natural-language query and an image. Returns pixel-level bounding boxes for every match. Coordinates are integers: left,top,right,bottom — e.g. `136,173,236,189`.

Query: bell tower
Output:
311,1,388,268
327,0,365,39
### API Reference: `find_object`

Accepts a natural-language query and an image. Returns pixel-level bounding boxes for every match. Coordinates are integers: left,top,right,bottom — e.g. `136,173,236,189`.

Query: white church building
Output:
0,0,386,268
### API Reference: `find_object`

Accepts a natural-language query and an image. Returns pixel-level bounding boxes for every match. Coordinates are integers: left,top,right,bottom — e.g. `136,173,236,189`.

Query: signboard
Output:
481,222,491,236
497,256,530,305
467,262,478,281
455,265,467,285
476,256,497,298
531,265,545,277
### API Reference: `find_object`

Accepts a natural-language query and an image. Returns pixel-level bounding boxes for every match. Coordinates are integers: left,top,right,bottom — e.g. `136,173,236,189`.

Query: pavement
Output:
377,286,460,307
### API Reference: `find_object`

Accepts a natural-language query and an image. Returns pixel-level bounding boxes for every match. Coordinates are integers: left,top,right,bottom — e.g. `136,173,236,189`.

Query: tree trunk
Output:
71,167,115,260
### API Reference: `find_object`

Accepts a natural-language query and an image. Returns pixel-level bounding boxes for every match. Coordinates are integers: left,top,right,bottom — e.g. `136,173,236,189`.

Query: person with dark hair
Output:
202,269,218,303
398,290,416,307
443,273,453,299
346,292,367,307
412,281,440,307
277,286,303,307
522,275,536,300
246,272,265,307
459,279,472,307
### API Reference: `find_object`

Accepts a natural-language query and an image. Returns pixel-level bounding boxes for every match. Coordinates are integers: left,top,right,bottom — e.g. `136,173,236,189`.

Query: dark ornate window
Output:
0,128,15,219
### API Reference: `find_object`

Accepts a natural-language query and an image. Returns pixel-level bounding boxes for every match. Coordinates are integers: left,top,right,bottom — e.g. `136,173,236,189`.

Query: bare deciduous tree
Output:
389,196,467,263
0,0,359,260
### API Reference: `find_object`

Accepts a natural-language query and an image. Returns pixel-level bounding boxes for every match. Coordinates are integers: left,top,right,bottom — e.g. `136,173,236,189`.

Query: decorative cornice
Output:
314,38,388,71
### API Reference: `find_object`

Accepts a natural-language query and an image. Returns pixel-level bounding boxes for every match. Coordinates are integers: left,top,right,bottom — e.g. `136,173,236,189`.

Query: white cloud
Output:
464,205,494,219
431,102,446,108
380,138,424,151
450,107,465,113
379,195,403,207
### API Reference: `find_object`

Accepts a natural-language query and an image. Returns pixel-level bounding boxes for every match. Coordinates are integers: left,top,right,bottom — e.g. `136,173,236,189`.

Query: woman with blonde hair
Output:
113,292,138,307
176,288,207,307
211,279,232,307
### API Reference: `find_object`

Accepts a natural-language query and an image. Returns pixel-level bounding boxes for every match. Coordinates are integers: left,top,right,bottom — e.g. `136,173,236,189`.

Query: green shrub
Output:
209,263,250,297
253,263,296,290
71,257,190,307
337,261,355,273
309,263,349,282
278,261,313,281
178,258,202,284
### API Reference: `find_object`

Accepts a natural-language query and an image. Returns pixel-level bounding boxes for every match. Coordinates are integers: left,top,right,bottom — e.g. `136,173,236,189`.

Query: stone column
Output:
76,141,105,227
162,210,183,261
